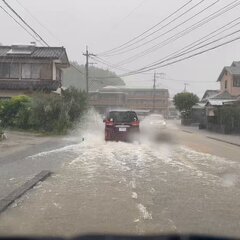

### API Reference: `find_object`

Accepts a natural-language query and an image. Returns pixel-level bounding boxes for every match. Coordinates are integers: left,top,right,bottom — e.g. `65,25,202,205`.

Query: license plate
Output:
119,127,126,132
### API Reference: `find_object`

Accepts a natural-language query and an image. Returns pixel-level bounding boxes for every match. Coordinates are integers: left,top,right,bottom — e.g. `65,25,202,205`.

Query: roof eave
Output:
217,67,227,82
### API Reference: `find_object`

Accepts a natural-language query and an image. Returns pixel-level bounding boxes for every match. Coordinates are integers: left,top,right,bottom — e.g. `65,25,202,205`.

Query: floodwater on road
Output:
0,110,240,237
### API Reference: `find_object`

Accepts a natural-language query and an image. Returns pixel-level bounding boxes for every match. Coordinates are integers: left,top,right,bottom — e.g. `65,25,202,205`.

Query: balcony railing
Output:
0,79,61,91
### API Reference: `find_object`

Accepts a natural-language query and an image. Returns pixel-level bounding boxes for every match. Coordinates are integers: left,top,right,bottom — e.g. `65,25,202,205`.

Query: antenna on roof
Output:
183,83,189,93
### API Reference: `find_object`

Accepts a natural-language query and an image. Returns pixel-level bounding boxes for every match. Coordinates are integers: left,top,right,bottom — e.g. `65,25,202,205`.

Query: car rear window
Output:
108,111,138,123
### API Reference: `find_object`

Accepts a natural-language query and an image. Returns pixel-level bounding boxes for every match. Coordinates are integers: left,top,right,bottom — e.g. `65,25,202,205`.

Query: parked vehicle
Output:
104,110,140,142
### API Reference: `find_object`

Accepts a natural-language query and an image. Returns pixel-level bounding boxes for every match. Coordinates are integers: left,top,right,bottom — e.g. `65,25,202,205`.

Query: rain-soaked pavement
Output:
0,111,240,237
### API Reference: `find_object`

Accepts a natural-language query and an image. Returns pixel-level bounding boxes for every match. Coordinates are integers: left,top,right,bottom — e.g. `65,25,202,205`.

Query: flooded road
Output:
0,112,240,237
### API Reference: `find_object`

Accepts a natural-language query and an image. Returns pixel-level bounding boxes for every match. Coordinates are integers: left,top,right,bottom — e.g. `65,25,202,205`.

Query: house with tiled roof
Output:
0,44,69,98
201,90,220,102
217,61,240,97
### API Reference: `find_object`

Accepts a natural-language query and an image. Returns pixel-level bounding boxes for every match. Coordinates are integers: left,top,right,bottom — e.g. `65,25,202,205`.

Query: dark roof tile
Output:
0,45,69,66
210,90,236,100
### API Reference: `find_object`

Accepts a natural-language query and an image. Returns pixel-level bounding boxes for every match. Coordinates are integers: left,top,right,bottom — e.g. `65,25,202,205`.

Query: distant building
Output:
217,61,240,97
0,44,69,98
89,89,127,111
201,90,220,102
89,86,169,117
192,90,238,129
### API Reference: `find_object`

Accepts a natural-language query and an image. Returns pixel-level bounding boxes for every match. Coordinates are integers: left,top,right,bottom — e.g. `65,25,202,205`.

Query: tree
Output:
173,92,199,119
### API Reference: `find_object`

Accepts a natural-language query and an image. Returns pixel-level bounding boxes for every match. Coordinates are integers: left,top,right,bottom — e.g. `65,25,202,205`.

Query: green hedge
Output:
0,87,87,134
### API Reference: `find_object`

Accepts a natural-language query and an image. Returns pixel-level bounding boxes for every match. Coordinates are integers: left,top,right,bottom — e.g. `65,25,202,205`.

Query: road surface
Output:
0,115,240,237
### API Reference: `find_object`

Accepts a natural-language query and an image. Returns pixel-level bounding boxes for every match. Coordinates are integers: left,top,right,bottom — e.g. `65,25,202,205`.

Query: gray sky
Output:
1,0,240,97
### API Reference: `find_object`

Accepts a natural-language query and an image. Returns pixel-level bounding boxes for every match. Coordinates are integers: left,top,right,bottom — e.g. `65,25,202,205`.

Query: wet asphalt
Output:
0,117,240,237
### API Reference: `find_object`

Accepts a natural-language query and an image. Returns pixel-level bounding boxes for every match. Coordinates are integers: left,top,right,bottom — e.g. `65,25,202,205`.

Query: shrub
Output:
0,95,30,128
62,87,87,122
28,93,67,133
0,88,87,134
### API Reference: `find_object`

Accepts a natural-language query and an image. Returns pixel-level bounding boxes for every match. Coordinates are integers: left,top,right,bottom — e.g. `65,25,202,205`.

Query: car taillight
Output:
106,121,114,126
131,121,139,127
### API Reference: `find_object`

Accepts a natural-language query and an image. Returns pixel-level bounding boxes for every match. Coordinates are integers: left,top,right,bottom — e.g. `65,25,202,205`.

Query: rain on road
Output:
0,111,240,237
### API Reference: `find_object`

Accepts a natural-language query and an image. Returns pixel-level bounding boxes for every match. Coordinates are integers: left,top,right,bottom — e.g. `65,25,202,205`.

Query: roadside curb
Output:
206,136,240,147
0,170,52,214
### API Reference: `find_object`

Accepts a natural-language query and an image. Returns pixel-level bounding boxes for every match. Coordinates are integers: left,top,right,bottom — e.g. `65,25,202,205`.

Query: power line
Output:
98,0,193,56
70,63,85,75
97,30,240,79
112,0,240,68
90,56,154,78
1,1,83,78
94,27,240,78
14,0,62,45
102,0,212,57
130,27,240,74
2,0,49,46
121,34,240,76
3,0,239,87
136,0,240,62
0,4,43,45
152,16,240,65
109,0,146,30
91,56,131,72
132,18,240,73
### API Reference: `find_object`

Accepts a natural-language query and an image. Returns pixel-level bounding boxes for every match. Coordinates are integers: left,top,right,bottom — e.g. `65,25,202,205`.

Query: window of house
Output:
225,80,228,89
10,63,19,79
40,64,52,80
31,64,41,79
0,63,10,78
233,78,240,87
21,64,31,79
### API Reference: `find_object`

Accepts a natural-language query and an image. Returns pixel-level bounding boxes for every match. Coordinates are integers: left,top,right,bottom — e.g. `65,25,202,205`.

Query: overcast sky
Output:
1,0,240,97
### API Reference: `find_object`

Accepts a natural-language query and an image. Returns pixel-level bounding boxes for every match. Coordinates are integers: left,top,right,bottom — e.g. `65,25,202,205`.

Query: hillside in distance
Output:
62,61,125,91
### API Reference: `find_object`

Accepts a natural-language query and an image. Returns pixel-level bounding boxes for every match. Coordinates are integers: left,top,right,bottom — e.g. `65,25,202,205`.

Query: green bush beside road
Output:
0,87,87,134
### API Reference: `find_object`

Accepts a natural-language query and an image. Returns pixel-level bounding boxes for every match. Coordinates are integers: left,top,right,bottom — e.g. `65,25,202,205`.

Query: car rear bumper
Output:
105,127,140,142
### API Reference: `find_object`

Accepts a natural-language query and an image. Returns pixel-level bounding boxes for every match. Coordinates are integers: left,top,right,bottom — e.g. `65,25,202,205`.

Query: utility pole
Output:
152,72,165,112
83,46,96,95
152,71,156,112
